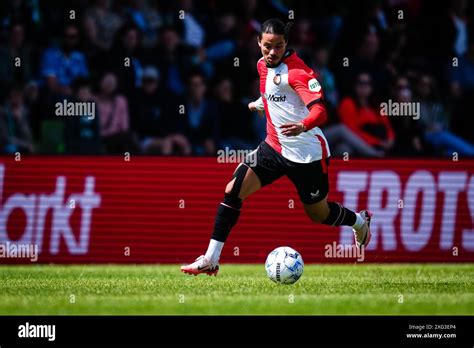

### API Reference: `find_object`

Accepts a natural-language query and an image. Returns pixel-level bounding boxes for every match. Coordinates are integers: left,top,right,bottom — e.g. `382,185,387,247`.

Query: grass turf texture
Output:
1,264,473,315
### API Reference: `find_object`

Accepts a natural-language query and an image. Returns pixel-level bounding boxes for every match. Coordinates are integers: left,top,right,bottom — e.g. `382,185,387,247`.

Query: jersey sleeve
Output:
301,102,327,130
253,96,265,110
288,61,324,108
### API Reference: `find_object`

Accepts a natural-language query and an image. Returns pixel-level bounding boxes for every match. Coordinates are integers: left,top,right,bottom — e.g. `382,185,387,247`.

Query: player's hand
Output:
280,122,306,136
248,102,264,117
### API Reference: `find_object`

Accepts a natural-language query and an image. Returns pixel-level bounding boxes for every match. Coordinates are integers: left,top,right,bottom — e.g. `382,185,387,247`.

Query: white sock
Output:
204,239,224,265
352,213,365,229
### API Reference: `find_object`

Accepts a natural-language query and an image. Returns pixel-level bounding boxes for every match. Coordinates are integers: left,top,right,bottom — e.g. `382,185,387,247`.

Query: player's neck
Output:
265,49,294,68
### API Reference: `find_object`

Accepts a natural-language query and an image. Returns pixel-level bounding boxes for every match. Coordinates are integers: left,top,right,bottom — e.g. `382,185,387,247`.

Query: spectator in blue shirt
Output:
40,23,89,96
450,41,474,98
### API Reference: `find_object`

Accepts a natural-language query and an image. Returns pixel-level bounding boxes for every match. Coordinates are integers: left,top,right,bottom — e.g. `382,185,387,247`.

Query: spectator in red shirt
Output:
337,72,395,153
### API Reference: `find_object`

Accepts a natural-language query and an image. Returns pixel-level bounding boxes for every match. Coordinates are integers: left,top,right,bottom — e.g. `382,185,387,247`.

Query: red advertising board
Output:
1,156,473,263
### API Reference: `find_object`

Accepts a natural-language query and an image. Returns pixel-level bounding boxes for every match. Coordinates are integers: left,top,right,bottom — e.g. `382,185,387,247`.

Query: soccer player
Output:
181,19,372,276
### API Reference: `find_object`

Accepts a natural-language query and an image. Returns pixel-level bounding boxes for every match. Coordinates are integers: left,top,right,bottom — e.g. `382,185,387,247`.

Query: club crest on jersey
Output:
273,74,281,85
308,78,321,92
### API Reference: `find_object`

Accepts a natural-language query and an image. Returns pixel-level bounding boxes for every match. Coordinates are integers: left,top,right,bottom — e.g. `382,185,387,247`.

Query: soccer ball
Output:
265,246,304,284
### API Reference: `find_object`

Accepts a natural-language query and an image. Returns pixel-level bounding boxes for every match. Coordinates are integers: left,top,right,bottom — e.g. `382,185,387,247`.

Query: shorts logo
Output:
308,78,321,92
273,74,281,85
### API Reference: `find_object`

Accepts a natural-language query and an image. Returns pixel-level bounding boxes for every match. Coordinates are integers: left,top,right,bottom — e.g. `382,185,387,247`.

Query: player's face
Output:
258,33,287,66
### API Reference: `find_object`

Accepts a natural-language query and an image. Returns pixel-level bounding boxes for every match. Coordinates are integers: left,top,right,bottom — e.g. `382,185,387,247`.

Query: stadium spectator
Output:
193,12,238,79
231,23,262,101
82,0,123,52
237,0,262,35
165,2,240,102
95,71,137,154
0,0,472,157
311,1,344,44
0,84,35,154
130,65,181,154
290,18,316,61
81,0,123,73
336,72,395,156
449,42,474,143
171,70,217,155
123,0,162,48
447,0,470,57
337,26,390,98
153,26,193,97
64,78,102,154
0,22,33,101
176,0,206,49
450,41,474,98
40,22,89,96
451,88,474,144
389,75,425,156
107,23,144,98
322,122,385,157
215,76,257,151
242,75,266,143
416,73,474,156
0,0,40,37
23,80,41,141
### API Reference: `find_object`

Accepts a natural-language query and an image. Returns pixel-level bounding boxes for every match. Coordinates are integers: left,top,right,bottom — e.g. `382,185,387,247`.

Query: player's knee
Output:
225,181,245,201
225,181,235,194
225,163,249,199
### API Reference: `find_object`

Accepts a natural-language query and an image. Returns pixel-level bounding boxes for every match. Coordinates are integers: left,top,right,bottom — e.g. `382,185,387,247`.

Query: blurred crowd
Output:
0,0,474,157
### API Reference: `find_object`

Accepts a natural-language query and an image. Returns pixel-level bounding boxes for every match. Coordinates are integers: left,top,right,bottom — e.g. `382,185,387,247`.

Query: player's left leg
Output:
302,196,372,249
287,157,372,249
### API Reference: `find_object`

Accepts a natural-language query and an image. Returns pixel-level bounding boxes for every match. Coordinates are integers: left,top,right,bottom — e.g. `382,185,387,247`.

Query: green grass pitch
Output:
1,264,473,315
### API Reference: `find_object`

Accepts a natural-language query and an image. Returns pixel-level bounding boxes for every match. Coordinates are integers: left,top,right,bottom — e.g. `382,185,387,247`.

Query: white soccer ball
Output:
265,246,304,284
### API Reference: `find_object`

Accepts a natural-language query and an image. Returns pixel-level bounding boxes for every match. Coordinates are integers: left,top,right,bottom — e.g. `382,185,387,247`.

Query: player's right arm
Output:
248,97,264,117
249,59,266,116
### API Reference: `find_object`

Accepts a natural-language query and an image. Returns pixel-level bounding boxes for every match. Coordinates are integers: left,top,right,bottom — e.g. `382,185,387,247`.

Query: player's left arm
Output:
281,66,327,136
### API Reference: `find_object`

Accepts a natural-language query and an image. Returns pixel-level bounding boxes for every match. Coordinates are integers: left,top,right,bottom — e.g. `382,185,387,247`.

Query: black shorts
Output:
244,141,329,205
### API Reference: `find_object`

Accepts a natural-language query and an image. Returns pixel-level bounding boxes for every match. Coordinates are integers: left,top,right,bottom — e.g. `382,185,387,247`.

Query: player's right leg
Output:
181,142,284,276
180,164,261,276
